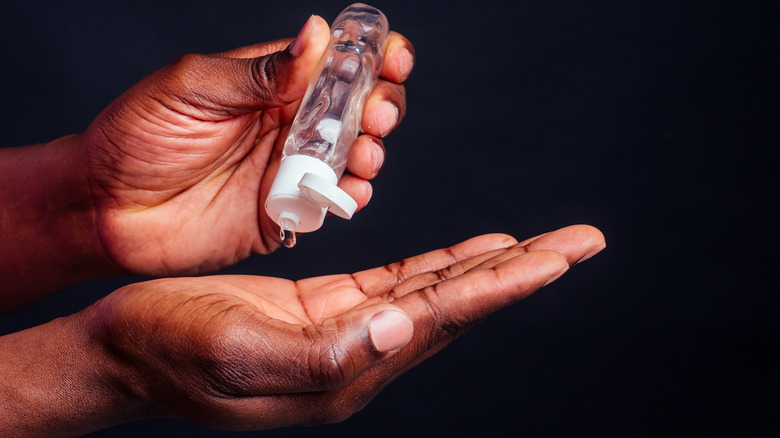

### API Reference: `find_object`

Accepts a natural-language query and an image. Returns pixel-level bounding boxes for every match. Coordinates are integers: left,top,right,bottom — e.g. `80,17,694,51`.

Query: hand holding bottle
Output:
83,13,412,273
0,13,414,303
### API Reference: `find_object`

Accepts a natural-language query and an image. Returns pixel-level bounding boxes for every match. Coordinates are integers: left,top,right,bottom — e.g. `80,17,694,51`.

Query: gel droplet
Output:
281,229,297,248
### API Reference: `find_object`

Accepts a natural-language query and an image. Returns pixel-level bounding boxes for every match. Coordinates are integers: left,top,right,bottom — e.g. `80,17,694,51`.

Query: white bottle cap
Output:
265,155,358,233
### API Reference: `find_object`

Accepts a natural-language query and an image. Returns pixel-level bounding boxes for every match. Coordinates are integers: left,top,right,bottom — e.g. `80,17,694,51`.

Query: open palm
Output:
95,226,604,430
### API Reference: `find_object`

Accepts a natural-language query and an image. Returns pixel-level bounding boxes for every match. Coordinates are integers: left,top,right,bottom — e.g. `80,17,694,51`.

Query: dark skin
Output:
0,16,410,309
1,225,604,436
0,13,606,438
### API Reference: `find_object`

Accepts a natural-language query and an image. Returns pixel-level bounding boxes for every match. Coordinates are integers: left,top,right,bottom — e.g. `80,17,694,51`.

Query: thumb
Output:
241,15,330,108
153,15,330,118
367,307,416,354
299,304,414,391
245,304,413,394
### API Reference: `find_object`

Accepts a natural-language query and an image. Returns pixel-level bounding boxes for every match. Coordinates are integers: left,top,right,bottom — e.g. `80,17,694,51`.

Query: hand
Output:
81,16,414,276
88,225,604,431
0,225,604,435
0,15,412,307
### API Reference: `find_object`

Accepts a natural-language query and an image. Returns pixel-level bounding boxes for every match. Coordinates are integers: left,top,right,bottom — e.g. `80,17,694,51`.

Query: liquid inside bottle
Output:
282,4,388,178
265,4,389,246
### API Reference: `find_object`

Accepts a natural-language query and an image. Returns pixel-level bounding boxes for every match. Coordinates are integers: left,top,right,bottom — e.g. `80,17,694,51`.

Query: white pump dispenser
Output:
265,3,389,247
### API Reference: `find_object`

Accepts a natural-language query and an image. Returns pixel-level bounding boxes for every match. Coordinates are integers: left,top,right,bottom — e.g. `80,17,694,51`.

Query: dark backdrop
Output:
1,0,777,436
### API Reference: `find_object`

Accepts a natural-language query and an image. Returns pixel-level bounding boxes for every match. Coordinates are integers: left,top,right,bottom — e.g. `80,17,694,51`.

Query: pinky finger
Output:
336,174,373,214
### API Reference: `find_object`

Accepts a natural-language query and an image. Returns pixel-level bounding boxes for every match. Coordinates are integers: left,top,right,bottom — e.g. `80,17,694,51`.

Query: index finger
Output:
352,233,519,298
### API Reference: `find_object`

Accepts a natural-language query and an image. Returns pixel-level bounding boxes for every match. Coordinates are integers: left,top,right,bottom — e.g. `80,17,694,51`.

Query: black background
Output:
1,0,777,436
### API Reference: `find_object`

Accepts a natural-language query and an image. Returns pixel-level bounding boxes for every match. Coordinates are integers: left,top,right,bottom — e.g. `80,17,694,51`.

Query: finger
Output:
380,32,415,83
210,39,292,59
394,250,569,330
222,249,570,428
352,233,519,297
398,250,569,369
346,135,385,180
226,250,567,428
233,303,412,396
296,250,568,422
361,80,406,138
519,224,606,266
388,246,516,298
295,274,370,323
389,225,606,298
335,174,372,213
154,15,330,119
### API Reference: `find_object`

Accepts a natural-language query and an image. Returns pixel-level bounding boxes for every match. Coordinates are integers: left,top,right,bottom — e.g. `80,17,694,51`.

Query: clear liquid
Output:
281,4,388,179
281,229,297,248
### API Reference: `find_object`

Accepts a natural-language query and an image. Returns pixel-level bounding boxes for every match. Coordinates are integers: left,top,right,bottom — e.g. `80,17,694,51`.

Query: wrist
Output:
0,306,152,437
0,134,120,311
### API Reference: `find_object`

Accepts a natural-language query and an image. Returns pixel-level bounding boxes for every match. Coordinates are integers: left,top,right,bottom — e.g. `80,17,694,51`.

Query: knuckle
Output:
385,257,413,284
420,285,470,340
304,326,358,391
250,54,282,103
433,262,463,282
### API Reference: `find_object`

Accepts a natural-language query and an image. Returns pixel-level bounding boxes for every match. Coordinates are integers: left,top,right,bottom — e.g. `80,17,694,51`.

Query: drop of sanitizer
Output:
281,228,297,248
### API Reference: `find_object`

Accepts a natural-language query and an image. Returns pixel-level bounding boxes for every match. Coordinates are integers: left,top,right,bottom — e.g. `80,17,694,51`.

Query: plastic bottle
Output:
265,3,389,247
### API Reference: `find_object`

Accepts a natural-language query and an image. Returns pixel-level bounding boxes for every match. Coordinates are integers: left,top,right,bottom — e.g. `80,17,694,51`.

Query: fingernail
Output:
369,310,413,353
290,15,314,57
377,101,398,138
398,49,414,81
371,139,386,177
542,265,569,287
575,244,606,265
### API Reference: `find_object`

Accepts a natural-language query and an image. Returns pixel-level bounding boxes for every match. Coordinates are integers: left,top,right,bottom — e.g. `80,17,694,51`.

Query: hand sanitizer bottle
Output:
265,3,389,248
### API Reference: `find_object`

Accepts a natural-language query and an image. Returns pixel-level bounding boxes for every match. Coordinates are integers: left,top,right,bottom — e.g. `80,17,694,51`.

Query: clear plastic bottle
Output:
265,3,389,246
